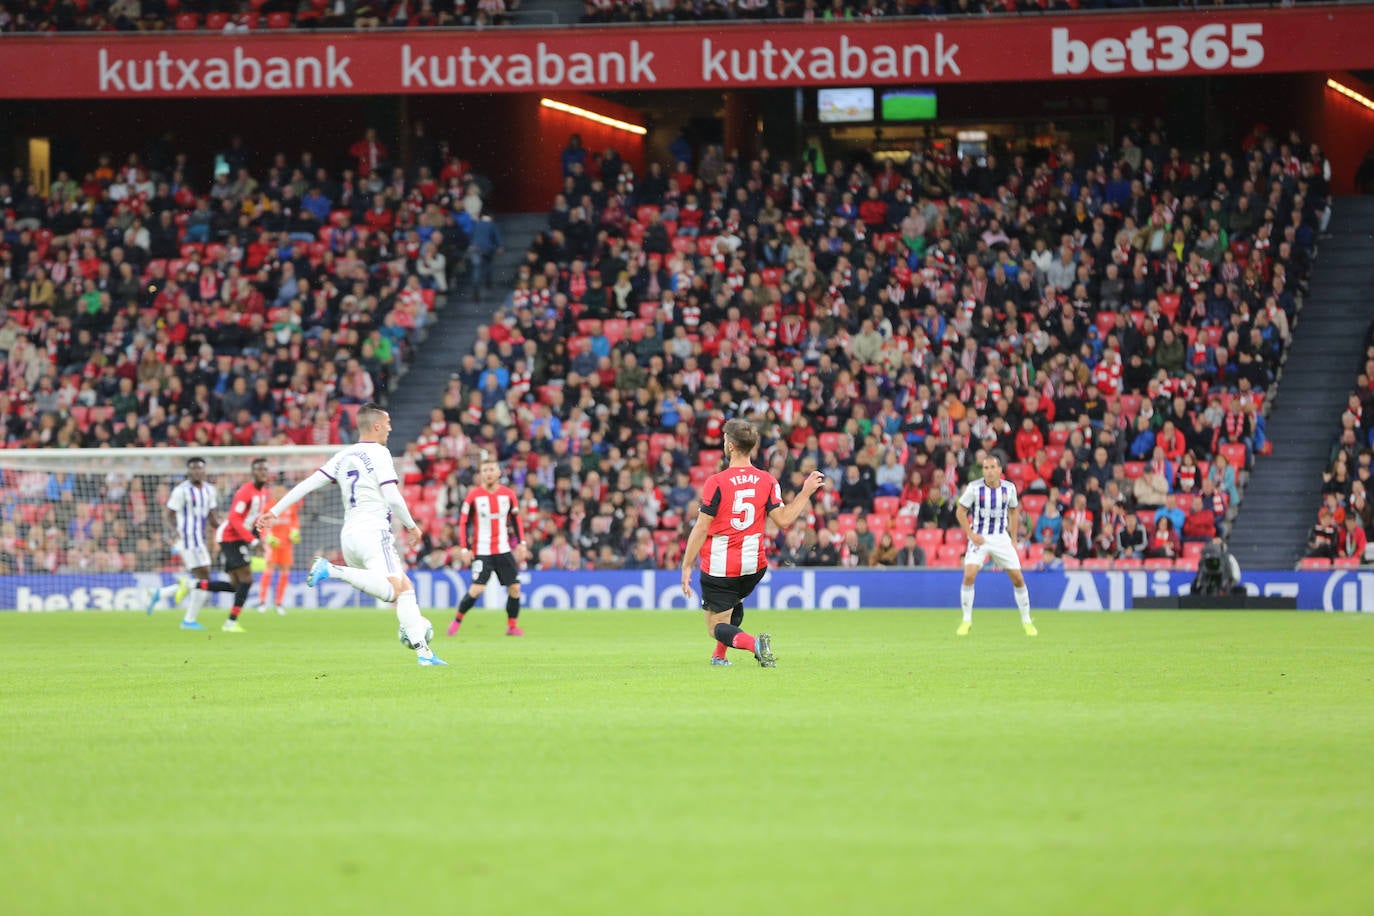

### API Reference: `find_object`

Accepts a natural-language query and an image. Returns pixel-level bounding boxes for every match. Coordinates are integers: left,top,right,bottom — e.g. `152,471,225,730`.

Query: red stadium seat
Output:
835,513,857,534
1047,427,1071,447
1218,443,1248,471
1300,557,1332,570
1022,543,1045,566
866,515,889,535
1122,462,1144,480
1020,494,1046,518
936,544,966,566
175,12,200,29
635,205,660,224
1082,558,1112,570
696,450,722,469
915,529,944,555
817,431,849,456
1144,558,1176,570
872,496,900,516
1332,556,1360,569
205,11,229,28
891,515,917,535
1158,293,1181,321
943,529,968,550
266,11,292,27
602,319,627,344
1182,542,1205,560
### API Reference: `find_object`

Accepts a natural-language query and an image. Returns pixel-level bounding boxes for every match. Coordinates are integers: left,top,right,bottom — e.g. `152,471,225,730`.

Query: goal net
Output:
0,445,346,612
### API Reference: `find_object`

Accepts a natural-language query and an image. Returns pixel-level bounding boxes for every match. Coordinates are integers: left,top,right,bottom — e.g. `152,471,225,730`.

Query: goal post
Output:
0,445,347,611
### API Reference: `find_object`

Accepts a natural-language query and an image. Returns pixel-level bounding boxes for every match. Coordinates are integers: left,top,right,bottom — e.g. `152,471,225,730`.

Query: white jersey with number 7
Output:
318,442,402,529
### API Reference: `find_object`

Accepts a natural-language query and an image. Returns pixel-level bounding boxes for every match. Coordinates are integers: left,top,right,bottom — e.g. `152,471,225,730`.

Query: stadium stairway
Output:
1228,196,1374,569
387,212,548,449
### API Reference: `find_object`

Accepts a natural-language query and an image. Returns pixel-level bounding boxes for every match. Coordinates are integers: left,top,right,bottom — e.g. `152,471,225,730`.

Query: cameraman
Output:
1191,536,1244,597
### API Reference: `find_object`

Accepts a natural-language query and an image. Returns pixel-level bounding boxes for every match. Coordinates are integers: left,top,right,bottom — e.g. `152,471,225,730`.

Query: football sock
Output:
275,573,288,607
158,583,180,602
506,595,520,622
1014,586,1032,623
712,642,729,661
712,623,755,654
960,585,975,622
329,565,398,602
229,581,250,620
258,573,272,606
184,589,206,623
730,603,744,627
395,587,427,649
456,593,477,619
197,580,236,593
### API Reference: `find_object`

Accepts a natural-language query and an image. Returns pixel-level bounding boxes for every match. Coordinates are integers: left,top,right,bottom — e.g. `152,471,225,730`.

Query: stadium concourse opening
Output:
2,69,1372,212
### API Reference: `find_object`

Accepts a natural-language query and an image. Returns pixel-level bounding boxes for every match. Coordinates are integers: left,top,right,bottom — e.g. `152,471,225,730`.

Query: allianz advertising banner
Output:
3,569,1370,613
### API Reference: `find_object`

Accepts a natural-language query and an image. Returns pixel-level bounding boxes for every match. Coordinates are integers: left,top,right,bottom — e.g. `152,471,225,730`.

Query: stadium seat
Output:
872,496,900,516
866,515,889,535
1116,558,1144,570
1083,558,1112,570
175,12,199,29
1047,427,1071,447
818,431,849,456
1332,556,1360,569
1122,462,1144,480
638,301,658,321
696,450,722,468
936,544,966,567
1022,544,1045,566
205,11,229,28
915,529,944,555
1144,558,1176,570
1119,394,1143,419
1182,542,1205,560
635,205,660,224
1094,311,1117,340
1020,494,1046,518
688,466,712,486
835,513,857,534
891,515,918,535
1136,510,1156,527
1218,443,1248,471
944,529,968,550
266,11,292,27
602,319,627,344
1158,293,1181,321
1300,557,1332,570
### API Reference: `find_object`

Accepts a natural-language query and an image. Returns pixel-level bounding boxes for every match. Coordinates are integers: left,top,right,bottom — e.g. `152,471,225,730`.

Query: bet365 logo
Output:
1051,23,1264,76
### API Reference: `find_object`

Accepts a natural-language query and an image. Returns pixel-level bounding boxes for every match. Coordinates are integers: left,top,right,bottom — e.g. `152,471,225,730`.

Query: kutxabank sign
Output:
0,7,1367,99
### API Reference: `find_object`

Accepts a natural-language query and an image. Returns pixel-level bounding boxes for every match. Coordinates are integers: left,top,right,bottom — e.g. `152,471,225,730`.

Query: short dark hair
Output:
187,457,206,468
251,458,268,469
723,418,759,457
356,402,387,432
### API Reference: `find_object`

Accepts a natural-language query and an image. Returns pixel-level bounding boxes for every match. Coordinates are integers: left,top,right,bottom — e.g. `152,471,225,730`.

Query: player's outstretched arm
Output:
381,480,420,531
680,512,713,596
1007,505,1021,544
767,471,827,530
260,470,333,529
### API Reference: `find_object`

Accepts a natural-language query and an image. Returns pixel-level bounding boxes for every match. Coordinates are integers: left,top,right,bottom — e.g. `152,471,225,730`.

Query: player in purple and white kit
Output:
954,454,1036,637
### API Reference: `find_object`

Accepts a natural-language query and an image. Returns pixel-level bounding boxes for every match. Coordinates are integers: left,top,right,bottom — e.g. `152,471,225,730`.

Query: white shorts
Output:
177,544,213,571
340,524,406,577
963,532,1022,571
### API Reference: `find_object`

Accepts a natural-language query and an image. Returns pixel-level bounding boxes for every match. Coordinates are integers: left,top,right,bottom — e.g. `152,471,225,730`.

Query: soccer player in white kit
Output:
255,403,446,666
146,456,219,631
954,454,1036,636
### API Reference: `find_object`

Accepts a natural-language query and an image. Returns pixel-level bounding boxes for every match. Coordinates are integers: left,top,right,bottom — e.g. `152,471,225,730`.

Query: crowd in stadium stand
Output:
1302,319,1374,567
395,119,1326,572
0,126,486,451
0,0,522,32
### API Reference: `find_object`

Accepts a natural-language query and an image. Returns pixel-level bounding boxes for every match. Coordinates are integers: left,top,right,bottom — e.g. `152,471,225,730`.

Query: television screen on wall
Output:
881,88,937,122
818,87,875,124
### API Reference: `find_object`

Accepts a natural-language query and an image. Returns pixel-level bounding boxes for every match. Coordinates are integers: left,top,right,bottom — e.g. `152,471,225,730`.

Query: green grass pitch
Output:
1,608,1371,915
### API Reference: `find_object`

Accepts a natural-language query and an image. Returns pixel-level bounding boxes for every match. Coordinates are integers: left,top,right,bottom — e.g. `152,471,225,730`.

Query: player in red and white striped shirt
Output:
680,419,826,667
449,457,528,637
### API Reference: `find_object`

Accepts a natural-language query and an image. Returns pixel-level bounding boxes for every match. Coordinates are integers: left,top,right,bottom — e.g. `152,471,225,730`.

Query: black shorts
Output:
698,569,767,614
471,552,520,587
221,541,253,572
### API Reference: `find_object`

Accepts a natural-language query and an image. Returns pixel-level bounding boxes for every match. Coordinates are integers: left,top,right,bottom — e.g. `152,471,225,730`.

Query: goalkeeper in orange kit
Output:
257,486,301,615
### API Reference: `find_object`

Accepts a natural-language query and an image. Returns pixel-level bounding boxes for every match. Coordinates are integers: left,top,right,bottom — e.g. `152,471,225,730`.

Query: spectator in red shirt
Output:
1014,417,1044,463
349,128,388,176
